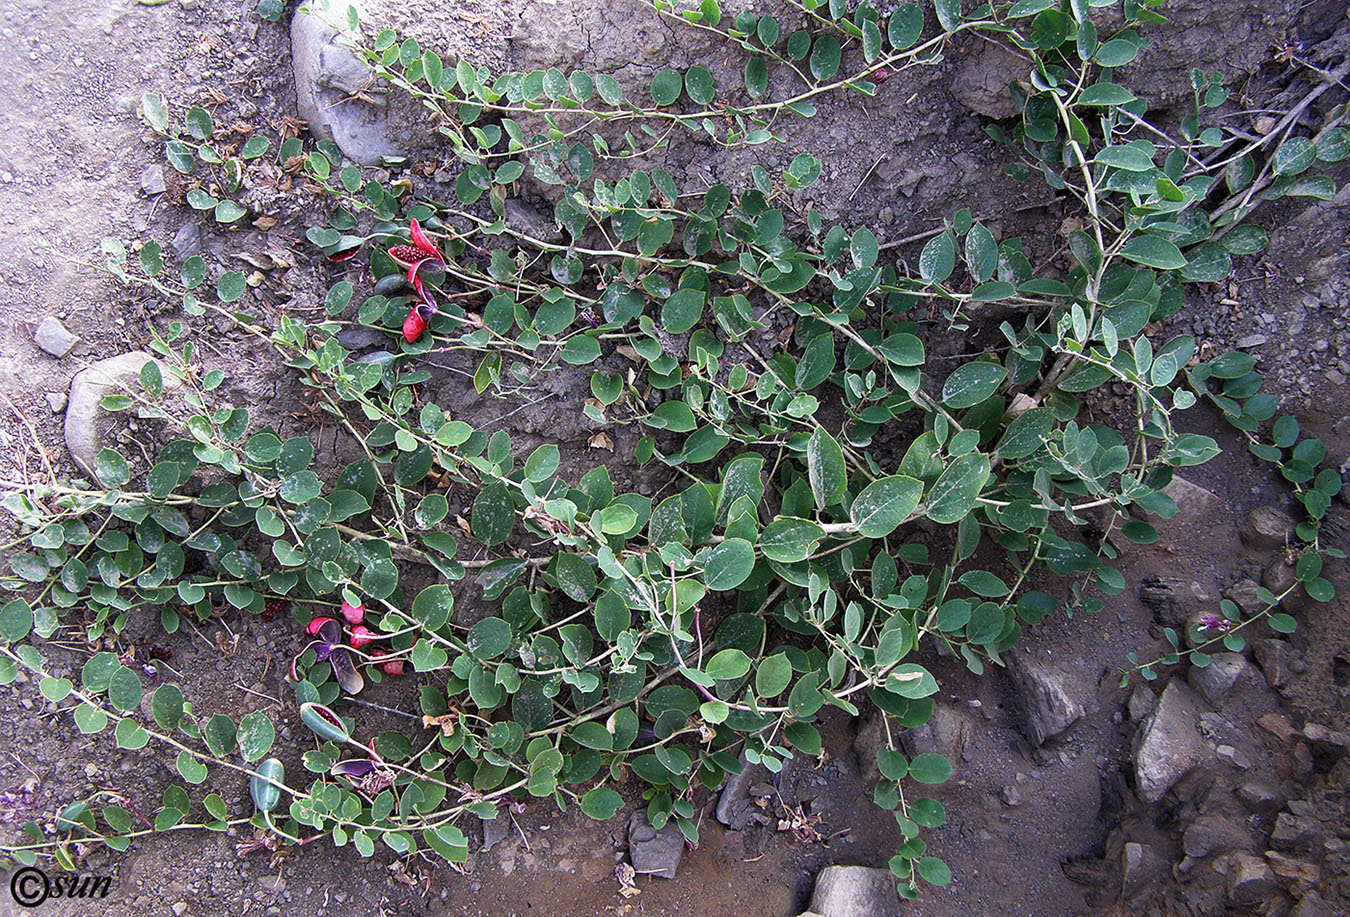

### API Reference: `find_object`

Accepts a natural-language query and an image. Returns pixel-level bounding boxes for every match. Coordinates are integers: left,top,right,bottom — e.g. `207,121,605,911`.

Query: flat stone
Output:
1216,744,1252,769
1009,655,1085,746
1263,557,1297,592
480,815,509,850
807,865,901,917
1182,815,1245,859
1128,684,1156,722
1236,781,1284,814
140,164,166,195
1138,576,1206,627
627,811,683,879
1241,506,1296,551
292,2,401,165
1160,475,1221,526
504,198,563,244
949,42,1025,119
1290,891,1336,917
1257,712,1298,742
1121,842,1165,898
1227,852,1277,906
1236,333,1268,348
1270,813,1322,853
45,391,67,413
336,327,386,349
1224,578,1265,615
34,316,79,357
65,352,181,483
171,221,201,259
902,701,977,764
1252,638,1302,688
1133,681,1209,803
716,760,773,829
1187,653,1248,704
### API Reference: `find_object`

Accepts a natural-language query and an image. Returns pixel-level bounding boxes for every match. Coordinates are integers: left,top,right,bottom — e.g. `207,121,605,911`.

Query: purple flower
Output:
1198,614,1232,634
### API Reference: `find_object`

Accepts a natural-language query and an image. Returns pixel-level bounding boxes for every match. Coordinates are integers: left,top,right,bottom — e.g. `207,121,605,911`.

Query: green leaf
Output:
809,35,842,80
888,4,924,50
795,333,836,390
685,66,715,105
918,232,955,284
0,599,33,643
942,362,1006,409
237,711,275,762
661,289,705,334
472,481,515,545
152,683,184,730
107,666,143,713
917,855,952,886
203,713,237,757
580,787,623,820
177,751,208,784
759,518,824,563
908,752,952,784
997,407,1053,459
467,617,512,659
933,0,961,31
1078,82,1135,106
524,444,560,482
1272,136,1315,176
925,453,991,524
705,648,752,681
1120,235,1186,269
755,653,792,698
217,270,247,303
807,427,848,509
701,539,755,591
650,69,683,105
94,448,131,488
851,476,923,538
550,553,597,602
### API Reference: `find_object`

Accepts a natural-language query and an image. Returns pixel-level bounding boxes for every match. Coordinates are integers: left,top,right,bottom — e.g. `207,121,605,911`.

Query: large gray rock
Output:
1009,655,1085,746
627,811,683,879
1133,681,1209,803
807,865,901,917
65,352,180,484
292,2,402,165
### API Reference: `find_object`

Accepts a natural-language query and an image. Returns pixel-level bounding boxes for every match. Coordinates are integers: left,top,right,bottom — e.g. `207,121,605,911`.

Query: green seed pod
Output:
250,758,284,813
299,702,350,743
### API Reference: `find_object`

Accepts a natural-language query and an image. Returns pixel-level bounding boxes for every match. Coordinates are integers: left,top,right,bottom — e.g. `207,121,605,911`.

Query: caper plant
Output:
2,0,1343,898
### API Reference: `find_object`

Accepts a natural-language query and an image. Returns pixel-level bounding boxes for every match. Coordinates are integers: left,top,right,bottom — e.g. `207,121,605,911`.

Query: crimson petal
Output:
409,218,443,259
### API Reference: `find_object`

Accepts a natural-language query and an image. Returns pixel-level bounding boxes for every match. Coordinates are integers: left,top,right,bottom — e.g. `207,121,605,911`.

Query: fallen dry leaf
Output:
589,432,614,451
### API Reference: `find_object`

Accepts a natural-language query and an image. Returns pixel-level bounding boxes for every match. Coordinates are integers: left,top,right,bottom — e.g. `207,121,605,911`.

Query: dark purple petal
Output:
328,647,365,695
330,759,377,778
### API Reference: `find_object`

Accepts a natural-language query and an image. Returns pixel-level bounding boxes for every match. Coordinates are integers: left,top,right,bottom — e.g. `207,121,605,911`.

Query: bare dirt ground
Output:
0,0,1347,915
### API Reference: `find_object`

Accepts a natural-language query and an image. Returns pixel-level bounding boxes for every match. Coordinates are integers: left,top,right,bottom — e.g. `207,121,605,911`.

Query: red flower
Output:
380,659,405,676
306,615,333,636
387,218,445,299
388,219,444,343
402,304,430,343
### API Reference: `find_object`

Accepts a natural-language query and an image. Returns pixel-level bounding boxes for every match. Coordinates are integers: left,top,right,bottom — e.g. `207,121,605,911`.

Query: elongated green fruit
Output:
250,758,285,813
299,702,350,742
